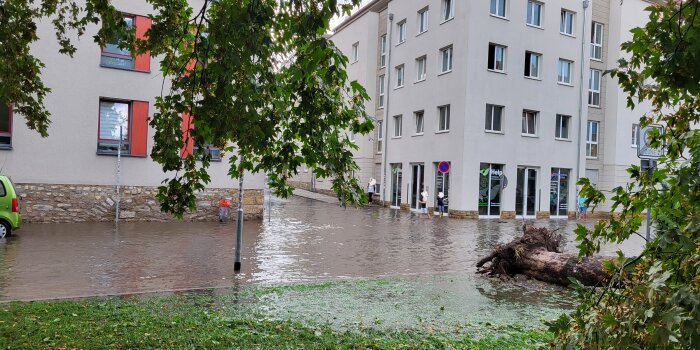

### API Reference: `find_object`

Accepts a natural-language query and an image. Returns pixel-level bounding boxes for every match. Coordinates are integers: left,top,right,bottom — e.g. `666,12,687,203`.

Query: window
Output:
415,111,425,134
586,121,599,158
557,59,573,85
0,103,12,148
527,1,543,27
524,51,541,78
490,0,507,18
522,110,538,136
377,120,383,153
396,65,405,87
193,145,222,162
485,104,504,132
440,46,453,73
488,44,506,72
442,0,455,21
379,35,387,67
349,130,356,142
632,123,640,147
393,115,403,137
351,42,359,63
398,20,407,44
101,16,135,69
588,69,601,106
560,9,575,36
555,114,571,140
418,8,429,34
98,100,131,154
416,56,427,81
378,75,385,108
591,22,604,60
438,105,450,132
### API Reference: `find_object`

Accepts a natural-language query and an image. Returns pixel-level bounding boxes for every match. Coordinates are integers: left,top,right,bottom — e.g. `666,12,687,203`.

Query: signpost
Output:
438,161,450,174
637,125,664,241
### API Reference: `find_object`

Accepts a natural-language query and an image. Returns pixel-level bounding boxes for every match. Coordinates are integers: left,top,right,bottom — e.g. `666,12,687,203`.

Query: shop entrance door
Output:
516,167,538,217
410,163,425,211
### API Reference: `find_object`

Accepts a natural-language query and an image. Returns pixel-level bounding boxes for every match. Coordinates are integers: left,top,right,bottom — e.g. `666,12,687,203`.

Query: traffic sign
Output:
438,161,450,173
637,125,664,159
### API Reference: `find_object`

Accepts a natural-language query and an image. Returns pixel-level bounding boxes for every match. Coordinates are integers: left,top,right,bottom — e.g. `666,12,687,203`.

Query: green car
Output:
0,176,21,238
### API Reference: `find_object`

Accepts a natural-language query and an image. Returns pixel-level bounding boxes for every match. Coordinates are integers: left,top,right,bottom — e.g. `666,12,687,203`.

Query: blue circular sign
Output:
438,161,450,173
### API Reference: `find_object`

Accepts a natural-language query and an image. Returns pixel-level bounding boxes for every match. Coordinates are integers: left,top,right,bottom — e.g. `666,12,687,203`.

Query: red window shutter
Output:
134,16,152,72
131,101,149,156
181,113,194,157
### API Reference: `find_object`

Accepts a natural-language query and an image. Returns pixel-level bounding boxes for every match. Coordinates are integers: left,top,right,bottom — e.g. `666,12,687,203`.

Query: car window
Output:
0,181,6,197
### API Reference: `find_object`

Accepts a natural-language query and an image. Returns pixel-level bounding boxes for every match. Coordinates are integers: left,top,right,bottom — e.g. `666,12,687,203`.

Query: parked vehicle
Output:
0,176,20,238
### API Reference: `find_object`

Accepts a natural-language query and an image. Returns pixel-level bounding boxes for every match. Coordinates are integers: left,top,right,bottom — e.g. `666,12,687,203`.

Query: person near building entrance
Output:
367,178,376,204
437,192,446,218
419,189,430,219
578,195,588,220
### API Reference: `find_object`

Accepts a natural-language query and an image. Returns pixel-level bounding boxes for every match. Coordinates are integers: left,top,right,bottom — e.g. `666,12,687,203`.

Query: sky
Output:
329,0,372,31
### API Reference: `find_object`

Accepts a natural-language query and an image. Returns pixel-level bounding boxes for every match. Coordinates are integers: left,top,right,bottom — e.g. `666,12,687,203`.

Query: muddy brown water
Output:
0,196,643,301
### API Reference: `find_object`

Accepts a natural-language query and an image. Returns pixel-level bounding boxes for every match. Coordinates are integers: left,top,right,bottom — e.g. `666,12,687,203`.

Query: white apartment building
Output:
294,0,657,219
0,0,265,223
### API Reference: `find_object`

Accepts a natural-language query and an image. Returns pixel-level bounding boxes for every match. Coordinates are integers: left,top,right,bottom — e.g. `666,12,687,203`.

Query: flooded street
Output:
0,196,644,301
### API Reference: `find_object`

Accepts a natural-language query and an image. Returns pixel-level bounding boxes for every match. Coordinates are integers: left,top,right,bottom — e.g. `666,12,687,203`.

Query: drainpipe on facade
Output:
381,12,394,206
576,0,590,187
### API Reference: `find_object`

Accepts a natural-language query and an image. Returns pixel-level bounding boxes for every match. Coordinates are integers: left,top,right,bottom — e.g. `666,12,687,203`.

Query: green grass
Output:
0,294,551,349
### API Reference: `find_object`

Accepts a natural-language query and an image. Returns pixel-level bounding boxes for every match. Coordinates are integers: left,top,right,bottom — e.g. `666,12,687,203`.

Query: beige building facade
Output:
296,0,659,219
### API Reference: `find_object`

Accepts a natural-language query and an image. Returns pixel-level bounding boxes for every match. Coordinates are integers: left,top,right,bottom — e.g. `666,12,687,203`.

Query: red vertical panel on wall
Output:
181,113,194,157
134,16,152,72
131,101,149,156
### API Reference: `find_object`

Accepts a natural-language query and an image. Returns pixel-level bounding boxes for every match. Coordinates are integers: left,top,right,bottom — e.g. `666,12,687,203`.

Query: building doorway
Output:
516,167,539,217
391,164,403,208
434,162,450,214
478,163,504,217
410,163,425,211
550,168,570,217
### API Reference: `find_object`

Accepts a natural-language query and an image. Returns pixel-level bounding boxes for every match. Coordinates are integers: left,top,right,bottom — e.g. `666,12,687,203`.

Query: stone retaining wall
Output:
17,183,263,223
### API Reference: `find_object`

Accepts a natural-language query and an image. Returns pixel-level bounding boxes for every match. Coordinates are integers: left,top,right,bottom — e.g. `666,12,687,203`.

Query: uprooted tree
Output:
0,0,371,216
476,225,610,287
548,1,700,348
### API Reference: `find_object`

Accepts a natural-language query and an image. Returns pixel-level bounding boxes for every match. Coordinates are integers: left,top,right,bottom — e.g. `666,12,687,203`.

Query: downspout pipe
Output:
576,0,590,186
381,12,394,205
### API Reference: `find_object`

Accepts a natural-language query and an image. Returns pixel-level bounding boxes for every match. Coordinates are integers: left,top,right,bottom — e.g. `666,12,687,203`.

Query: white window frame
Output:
437,105,450,132
485,104,504,133
560,9,575,36
377,120,383,153
524,51,541,79
527,1,543,28
396,65,405,88
632,123,639,148
442,0,455,22
522,110,538,136
378,75,385,108
414,111,425,135
591,22,604,61
398,20,407,44
416,56,427,82
490,0,507,18
440,46,453,74
418,7,429,34
588,69,601,107
555,114,571,140
393,115,403,138
351,42,359,63
488,43,506,73
379,35,387,67
557,59,574,85
586,121,599,158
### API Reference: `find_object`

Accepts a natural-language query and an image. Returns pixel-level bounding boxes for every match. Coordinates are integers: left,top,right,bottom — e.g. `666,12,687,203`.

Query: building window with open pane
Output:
522,110,538,136
415,111,425,134
442,0,454,21
488,43,506,72
524,51,541,79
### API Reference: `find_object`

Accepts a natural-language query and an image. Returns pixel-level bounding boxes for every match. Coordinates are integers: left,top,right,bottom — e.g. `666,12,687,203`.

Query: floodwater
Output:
0,196,644,301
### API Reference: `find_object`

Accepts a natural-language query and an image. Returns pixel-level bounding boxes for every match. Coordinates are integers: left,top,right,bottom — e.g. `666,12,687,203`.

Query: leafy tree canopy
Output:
0,0,371,215
552,1,700,348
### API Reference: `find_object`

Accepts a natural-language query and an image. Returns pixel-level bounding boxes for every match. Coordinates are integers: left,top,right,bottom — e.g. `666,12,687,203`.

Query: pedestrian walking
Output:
437,192,445,218
367,178,376,204
418,189,430,219
577,195,588,220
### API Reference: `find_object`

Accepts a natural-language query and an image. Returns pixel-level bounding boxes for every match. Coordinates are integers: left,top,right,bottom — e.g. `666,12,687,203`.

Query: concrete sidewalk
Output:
292,188,339,204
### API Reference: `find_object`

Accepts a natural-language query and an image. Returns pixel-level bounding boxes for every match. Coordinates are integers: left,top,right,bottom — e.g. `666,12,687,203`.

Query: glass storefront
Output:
391,163,403,207
516,167,539,217
478,163,504,216
549,168,570,217
410,164,426,211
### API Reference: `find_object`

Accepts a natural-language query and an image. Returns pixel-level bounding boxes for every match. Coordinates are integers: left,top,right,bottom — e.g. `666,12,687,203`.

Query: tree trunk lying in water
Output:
476,225,610,286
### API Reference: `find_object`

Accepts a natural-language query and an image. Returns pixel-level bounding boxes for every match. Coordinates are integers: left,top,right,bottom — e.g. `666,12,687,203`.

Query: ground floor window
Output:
478,163,504,216
434,162,450,212
193,145,222,161
0,103,12,148
391,163,403,207
550,168,570,216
